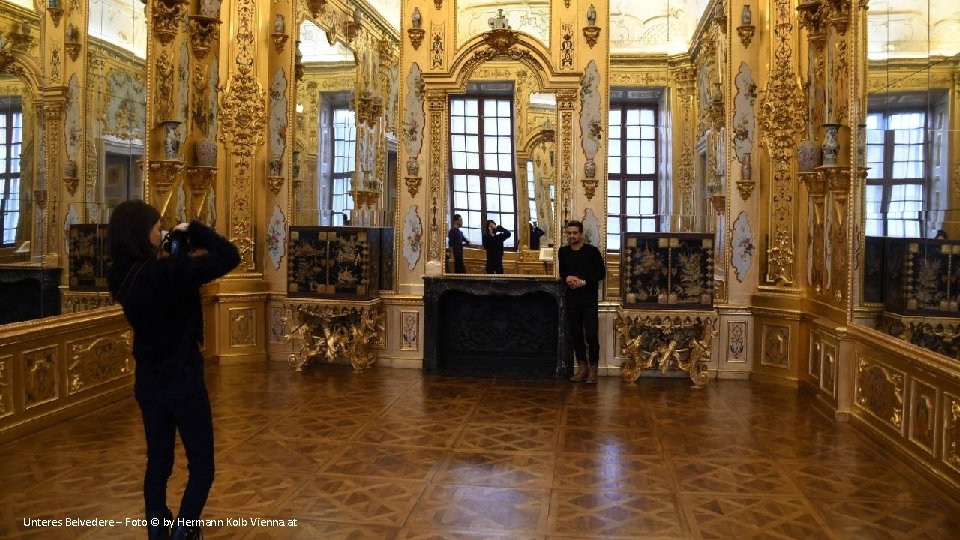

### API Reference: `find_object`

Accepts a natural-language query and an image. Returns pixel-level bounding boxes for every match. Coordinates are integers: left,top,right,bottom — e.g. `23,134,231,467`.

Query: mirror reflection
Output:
0,0,147,328
858,0,960,358
445,70,558,276
292,18,358,226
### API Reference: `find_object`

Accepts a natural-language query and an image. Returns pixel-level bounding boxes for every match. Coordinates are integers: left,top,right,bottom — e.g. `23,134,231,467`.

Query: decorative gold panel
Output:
0,355,11,419
945,394,960,473
809,338,822,380
760,324,790,367
727,321,747,363
284,301,385,372
67,331,133,395
855,355,904,432
909,380,936,455
821,341,836,397
229,308,257,347
270,306,287,344
400,310,420,351
23,346,58,409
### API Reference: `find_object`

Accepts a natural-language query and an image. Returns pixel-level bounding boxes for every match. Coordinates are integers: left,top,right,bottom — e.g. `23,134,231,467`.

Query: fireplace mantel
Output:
423,277,570,377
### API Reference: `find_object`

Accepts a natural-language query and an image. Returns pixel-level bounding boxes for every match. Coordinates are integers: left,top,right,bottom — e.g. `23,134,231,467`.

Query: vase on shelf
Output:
160,120,182,160
195,137,217,166
406,156,419,176
63,159,77,178
199,0,220,17
741,152,752,181
856,123,866,168
797,138,820,172
822,123,841,166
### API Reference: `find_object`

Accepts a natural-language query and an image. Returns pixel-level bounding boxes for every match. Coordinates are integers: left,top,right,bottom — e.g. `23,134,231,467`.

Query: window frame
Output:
864,107,929,238
0,97,23,247
606,101,660,252
448,89,518,249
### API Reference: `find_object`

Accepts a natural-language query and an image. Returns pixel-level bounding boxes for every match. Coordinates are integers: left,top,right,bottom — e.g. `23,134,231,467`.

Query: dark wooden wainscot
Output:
423,277,568,377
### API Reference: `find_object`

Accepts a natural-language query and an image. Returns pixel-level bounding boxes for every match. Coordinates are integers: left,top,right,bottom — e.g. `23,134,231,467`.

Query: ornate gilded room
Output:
1,0,959,537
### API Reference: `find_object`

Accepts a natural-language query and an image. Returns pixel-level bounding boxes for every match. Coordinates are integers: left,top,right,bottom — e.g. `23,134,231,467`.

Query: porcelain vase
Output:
822,123,841,166
199,0,221,17
162,120,182,159
195,137,217,166
797,139,820,172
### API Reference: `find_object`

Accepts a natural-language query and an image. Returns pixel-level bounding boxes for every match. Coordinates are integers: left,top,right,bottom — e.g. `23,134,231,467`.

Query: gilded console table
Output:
614,308,717,388
283,299,384,372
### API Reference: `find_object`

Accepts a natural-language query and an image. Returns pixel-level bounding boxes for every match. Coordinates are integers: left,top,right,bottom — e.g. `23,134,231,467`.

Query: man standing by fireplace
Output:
559,220,606,383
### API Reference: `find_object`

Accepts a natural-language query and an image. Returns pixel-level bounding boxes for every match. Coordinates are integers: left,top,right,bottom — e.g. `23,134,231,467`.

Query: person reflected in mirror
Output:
107,201,240,540
448,213,469,273
935,229,948,240
483,219,512,274
559,220,606,384
529,220,545,250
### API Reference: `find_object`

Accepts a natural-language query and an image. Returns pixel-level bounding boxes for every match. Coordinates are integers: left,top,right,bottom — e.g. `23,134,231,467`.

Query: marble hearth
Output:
423,277,569,377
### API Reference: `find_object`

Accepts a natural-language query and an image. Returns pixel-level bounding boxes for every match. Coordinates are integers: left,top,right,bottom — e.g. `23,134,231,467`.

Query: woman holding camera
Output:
482,219,511,274
107,200,240,540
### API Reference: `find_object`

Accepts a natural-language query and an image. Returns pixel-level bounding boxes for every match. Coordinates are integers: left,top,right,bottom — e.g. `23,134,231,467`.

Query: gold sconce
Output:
736,5,755,48
63,159,79,195
346,7,361,42
184,166,216,218
713,3,727,33
271,14,289,54
735,179,755,200
434,0,442,9
306,0,327,18
64,23,81,61
148,159,184,215
582,3,600,48
294,40,303,82
188,15,221,60
153,0,187,46
9,22,35,51
409,7,424,50
47,0,64,27
405,176,422,198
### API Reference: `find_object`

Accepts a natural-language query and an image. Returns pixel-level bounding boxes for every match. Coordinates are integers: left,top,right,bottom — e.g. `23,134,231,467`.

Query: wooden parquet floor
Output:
2,363,959,539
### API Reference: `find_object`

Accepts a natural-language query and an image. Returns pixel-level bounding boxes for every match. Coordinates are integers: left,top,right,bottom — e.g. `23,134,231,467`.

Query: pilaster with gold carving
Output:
556,88,576,225
218,0,264,271
757,0,807,286
426,90,446,263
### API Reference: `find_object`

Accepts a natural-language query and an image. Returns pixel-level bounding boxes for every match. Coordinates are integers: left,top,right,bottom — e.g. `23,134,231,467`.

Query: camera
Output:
162,229,189,258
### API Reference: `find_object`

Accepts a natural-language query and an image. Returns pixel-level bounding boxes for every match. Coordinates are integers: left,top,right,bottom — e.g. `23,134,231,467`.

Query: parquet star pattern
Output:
1,363,958,539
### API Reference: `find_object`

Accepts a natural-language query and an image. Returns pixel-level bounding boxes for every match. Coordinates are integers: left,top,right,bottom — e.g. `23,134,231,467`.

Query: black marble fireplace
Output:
423,277,569,377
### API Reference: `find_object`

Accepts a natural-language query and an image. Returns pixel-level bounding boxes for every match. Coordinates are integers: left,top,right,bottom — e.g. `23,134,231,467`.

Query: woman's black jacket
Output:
108,221,240,378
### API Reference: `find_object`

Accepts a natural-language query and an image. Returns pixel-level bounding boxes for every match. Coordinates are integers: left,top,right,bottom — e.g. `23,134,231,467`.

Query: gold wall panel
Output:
855,354,904,432
760,323,791,367
23,345,58,409
946,393,960,473
66,330,133,395
821,340,837,397
400,310,419,351
808,337,822,380
727,320,747,363
909,379,937,456
229,307,257,347
0,355,11,419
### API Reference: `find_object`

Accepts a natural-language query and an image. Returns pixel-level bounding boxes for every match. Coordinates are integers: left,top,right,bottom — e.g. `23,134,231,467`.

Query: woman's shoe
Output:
585,365,598,384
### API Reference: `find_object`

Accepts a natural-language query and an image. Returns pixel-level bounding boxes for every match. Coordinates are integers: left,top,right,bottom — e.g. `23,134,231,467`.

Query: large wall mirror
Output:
291,18,358,226
0,0,146,327
445,63,559,276
857,0,960,359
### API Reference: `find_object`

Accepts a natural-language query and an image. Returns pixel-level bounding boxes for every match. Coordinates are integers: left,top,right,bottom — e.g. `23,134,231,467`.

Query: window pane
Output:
641,157,655,174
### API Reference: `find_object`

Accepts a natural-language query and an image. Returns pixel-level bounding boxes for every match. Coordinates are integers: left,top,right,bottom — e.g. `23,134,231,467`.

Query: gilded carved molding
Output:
557,89,576,223
757,0,806,286
284,301,385,372
0,356,10,418
68,331,133,395
218,0,265,269
24,346,58,409
947,394,960,471
229,308,257,346
427,91,446,262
